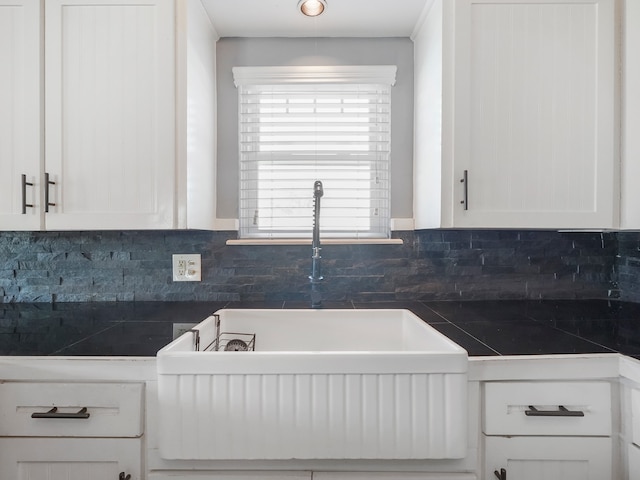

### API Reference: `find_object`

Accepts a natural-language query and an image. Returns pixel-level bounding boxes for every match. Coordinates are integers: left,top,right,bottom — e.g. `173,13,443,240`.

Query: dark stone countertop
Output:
1,300,639,359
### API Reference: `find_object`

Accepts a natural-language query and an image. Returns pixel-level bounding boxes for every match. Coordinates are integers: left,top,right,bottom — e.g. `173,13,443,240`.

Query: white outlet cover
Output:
172,254,202,282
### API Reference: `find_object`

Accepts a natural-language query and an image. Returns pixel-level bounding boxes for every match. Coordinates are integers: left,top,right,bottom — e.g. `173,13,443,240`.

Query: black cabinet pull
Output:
45,172,56,212
21,174,34,214
460,170,468,210
31,407,90,419
119,473,131,480
494,468,506,480
525,405,584,417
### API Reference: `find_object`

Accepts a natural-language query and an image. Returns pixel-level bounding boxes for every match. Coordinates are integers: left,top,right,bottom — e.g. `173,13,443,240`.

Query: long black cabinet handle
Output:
525,405,584,417
21,174,34,214
45,172,56,212
460,170,468,210
31,407,90,419
494,468,506,480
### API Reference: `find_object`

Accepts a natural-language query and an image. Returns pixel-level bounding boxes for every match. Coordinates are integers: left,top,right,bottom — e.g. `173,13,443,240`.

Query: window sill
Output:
226,238,404,246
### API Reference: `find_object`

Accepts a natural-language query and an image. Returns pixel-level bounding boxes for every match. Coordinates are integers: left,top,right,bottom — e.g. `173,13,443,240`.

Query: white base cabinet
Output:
0,380,144,480
485,437,612,480
0,438,141,480
149,473,477,480
6,353,640,480
483,380,614,479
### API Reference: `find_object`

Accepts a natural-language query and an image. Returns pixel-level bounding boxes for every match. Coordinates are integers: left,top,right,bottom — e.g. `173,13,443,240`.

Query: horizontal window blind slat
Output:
241,119,389,124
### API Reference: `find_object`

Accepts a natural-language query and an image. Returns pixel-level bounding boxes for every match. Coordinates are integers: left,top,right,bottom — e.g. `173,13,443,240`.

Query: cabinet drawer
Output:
484,381,611,436
0,382,143,437
149,474,311,480
313,474,477,480
632,388,640,446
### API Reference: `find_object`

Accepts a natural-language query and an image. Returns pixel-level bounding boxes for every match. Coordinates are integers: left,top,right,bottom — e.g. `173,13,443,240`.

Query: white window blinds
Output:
234,66,396,239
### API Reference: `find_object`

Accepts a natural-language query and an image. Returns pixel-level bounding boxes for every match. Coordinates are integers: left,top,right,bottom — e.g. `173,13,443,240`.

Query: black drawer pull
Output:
494,468,506,480
45,172,56,212
31,407,90,419
21,174,34,214
119,473,131,480
525,405,584,417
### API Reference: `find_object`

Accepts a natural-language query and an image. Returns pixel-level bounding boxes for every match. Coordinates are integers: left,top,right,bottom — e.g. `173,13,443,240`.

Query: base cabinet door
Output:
313,474,476,480
149,474,310,480
485,436,611,480
0,438,141,480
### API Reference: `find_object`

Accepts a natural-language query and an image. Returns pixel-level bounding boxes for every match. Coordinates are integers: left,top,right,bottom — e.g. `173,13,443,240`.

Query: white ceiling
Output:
200,0,430,38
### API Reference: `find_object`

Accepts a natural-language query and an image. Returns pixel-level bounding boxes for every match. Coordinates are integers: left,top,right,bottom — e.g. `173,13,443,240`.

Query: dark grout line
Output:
421,302,502,356
48,322,125,355
524,314,619,354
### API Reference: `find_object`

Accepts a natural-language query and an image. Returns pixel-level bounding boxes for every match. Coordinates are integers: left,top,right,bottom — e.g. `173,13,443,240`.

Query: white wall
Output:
180,0,219,230
413,0,443,229
412,0,455,229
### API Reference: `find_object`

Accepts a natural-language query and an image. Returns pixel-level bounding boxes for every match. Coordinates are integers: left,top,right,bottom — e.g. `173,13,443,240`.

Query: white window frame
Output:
233,65,397,240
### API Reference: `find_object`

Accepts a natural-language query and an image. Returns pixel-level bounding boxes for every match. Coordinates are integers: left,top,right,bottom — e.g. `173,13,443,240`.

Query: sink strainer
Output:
224,339,249,351
191,314,256,352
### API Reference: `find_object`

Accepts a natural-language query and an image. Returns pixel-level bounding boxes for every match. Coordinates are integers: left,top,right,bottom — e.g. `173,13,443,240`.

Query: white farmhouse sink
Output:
157,309,468,461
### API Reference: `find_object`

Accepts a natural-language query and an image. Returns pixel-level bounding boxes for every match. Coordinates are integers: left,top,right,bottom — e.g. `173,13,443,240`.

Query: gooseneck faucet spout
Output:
310,180,324,308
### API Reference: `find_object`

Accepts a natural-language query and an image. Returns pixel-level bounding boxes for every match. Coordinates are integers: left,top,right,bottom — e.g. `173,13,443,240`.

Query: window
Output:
234,66,396,239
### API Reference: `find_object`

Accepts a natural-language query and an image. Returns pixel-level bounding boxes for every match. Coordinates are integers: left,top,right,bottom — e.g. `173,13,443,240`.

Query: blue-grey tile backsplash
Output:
1,229,638,303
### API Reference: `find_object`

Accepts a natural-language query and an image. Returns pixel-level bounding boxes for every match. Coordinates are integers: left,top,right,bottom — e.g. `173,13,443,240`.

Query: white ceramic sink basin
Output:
157,309,468,461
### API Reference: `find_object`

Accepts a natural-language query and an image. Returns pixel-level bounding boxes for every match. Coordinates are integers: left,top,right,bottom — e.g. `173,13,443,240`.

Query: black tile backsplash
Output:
616,232,640,303
0,229,624,303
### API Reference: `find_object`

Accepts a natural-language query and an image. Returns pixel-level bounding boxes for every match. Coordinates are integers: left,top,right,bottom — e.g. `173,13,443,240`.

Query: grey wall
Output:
0,230,618,303
216,37,415,220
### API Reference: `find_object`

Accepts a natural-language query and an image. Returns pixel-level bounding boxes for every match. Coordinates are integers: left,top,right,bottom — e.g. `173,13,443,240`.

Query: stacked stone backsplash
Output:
0,229,621,303
616,232,640,303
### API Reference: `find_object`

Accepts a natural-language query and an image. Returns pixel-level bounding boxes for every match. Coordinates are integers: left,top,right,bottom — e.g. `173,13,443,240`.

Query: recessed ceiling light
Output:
298,0,327,17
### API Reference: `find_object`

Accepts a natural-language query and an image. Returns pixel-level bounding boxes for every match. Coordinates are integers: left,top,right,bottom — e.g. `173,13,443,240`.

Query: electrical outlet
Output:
172,322,198,340
172,254,202,282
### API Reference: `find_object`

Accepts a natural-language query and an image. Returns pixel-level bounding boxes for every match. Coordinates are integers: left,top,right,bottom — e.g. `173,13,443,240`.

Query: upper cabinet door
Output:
44,0,176,230
0,0,42,230
453,0,617,229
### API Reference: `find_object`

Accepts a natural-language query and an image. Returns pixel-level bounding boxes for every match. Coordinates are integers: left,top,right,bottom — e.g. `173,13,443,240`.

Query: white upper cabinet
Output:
44,0,176,230
0,0,218,232
414,0,618,229
0,0,42,230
